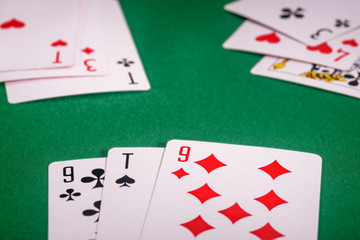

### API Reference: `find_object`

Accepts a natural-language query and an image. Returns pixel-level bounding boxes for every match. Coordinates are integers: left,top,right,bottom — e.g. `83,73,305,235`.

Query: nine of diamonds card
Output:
141,140,322,240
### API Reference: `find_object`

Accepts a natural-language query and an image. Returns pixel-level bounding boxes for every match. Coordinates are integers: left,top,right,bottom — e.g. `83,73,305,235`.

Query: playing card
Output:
251,56,360,99
96,148,164,240
141,140,322,240
0,0,108,82
48,158,106,240
0,0,80,71
223,20,360,70
5,0,150,104
225,0,360,46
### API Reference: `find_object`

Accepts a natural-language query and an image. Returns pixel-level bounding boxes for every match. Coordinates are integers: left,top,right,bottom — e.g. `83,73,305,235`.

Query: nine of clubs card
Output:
48,158,106,240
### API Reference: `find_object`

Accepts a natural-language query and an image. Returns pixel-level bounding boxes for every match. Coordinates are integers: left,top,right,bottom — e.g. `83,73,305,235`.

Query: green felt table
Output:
0,0,359,239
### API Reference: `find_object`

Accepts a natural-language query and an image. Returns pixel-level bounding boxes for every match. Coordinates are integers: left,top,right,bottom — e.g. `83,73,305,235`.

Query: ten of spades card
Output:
96,148,164,240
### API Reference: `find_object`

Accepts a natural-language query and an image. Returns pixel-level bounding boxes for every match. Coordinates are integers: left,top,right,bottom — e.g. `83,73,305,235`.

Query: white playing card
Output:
225,0,360,46
0,0,108,82
5,0,150,104
96,148,164,240
141,140,322,240
251,56,360,99
48,158,106,240
0,0,80,71
223,20,360,71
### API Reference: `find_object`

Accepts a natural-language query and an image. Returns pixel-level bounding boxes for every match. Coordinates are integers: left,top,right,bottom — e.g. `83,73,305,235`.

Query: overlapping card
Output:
223,0,360,98
1,0,151,103
251,56,360,99
49,140,322,239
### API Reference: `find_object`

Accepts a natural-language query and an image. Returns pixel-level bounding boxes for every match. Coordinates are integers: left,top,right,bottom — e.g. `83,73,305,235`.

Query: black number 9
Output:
63,166,74,183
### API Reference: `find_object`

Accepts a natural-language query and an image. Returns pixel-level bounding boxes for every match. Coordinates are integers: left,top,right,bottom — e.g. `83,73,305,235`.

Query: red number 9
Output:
178,146,191,162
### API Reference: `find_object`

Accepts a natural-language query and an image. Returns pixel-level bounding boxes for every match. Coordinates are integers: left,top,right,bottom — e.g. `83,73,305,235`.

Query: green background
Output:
0,0,359,239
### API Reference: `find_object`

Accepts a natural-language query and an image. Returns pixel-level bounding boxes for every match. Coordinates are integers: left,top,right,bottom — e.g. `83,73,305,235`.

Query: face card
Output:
5,0,150,104
96,148,164,240
141,140,322,240
48,158,106,240
0,0,108,82
223,20,360,71
251,56,360,99
225,0,360,46
0,0,80,72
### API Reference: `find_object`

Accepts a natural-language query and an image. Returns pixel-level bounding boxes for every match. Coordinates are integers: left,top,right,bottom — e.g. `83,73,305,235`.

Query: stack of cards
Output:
0,0,150,104
223,0,360,99
49,139,322,239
